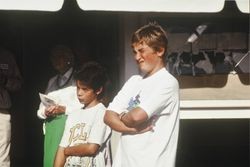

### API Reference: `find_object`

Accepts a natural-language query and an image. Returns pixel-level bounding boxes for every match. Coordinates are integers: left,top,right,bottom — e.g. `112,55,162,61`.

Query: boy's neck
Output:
143,65,165,78
83,99,100,109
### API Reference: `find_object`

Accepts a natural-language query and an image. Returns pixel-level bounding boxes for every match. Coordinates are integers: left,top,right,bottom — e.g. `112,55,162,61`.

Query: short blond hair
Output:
131,22,168,59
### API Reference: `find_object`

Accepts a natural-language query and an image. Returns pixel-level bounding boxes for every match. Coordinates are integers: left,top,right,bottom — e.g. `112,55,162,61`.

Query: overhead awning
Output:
235,0,250,13
76,0,226,13
0,0,64,11
0,0,248,13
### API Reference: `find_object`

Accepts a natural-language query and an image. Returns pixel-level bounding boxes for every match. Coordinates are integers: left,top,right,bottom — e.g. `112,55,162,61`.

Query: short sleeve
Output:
107,75,141,114
88,109,111,145
139,79,179,118
59,116,72,148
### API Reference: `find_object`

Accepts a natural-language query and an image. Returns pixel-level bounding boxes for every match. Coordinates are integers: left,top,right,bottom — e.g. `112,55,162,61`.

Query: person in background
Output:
54,62,111,167
104,22,180,167
0,47,22,167
37,45,82,167
214,51,233,74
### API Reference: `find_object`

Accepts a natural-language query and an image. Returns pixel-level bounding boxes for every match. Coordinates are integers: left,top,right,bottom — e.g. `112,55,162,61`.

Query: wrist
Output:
60,105,66,114
56,105,66,115
64,147,69,156
119,112,126,121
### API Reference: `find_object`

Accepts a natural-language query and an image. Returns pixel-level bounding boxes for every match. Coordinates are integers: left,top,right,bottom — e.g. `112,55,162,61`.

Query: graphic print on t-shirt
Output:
127,93,141,111
69,123,89,145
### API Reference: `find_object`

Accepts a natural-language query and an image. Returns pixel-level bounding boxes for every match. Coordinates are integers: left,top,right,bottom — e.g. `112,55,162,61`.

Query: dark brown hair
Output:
74,61,108,100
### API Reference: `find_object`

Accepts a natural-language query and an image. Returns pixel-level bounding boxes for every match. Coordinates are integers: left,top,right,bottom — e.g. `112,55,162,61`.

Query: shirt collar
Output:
62,67,73,79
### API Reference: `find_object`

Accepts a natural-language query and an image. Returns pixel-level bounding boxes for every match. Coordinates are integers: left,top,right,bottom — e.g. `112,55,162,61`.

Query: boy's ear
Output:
157,47,165,57
95,87,103,95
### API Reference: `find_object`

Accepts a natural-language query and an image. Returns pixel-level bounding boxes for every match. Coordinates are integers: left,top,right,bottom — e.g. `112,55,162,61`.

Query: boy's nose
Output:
134,53,141,61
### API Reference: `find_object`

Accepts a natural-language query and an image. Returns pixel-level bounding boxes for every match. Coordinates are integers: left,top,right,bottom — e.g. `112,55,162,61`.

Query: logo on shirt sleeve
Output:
127,93,141,111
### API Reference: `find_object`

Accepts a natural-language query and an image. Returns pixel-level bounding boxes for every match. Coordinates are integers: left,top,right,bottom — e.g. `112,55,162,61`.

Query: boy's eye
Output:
138,48,144,53
80,87,91,91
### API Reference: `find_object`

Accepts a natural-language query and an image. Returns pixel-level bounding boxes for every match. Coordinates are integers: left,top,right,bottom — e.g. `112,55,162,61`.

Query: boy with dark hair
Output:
54,62,111,167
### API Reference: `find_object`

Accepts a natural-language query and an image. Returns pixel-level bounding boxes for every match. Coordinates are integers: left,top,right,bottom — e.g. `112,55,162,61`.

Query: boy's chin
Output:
78,99,85,104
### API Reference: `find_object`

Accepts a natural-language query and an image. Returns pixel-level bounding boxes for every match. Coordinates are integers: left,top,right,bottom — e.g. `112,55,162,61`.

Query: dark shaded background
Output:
0,0,249,166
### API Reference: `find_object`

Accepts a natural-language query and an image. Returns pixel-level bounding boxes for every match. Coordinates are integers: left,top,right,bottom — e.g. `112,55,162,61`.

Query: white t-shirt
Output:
108,68,180,167
60,103,112,167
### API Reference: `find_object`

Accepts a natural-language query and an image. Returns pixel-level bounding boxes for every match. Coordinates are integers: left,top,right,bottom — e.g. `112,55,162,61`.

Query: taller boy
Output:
104,22,180,167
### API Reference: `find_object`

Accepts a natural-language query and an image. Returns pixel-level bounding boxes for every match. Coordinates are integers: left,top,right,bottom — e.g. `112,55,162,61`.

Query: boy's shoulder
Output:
95,103,106,111
126,75,143,84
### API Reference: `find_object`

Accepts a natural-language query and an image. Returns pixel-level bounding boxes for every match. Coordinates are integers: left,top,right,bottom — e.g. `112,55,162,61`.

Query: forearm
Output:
64,143,99,157
54,147,67,167
104,110,138,134
121,107,148,128
121,112,140,128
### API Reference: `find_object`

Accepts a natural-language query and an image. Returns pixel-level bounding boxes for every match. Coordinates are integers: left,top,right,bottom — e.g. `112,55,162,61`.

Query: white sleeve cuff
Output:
37,104,47,119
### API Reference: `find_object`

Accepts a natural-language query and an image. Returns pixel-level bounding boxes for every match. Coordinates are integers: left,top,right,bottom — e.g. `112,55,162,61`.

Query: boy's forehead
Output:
132,41,149,50
76,80,87,87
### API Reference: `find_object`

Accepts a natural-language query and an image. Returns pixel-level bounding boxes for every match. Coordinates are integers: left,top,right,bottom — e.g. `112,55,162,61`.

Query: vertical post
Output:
190,43,195,76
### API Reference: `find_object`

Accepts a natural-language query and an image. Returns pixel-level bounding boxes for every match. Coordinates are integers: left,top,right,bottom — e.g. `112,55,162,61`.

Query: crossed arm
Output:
104,107,154,134
54,143,100,167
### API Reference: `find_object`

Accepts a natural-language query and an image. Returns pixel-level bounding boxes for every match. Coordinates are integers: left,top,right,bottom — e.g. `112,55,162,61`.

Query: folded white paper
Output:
39,93,58,108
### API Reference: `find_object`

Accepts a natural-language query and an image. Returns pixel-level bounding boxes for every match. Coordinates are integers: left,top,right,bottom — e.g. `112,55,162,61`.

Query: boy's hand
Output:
45,105,66,117
133,115,159,134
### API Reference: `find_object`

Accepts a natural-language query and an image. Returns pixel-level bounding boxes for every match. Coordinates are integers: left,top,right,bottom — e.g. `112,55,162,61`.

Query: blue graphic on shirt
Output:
127,94,140,111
